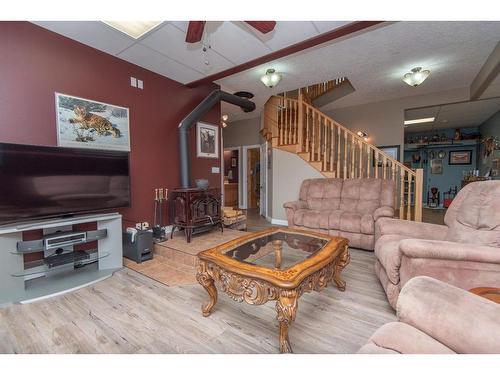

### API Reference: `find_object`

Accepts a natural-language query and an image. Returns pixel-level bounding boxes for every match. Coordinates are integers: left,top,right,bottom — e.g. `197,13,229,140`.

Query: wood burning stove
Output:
170,187,223,243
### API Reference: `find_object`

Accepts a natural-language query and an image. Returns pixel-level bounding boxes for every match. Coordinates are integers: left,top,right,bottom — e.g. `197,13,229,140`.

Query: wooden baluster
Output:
311,110,316,161
305,107,310,153
415,169,423,222
399,168,405,219
359,141,363,178
407,173,413,220
298,95,304,151
374,151,379,178
322,117,328,171
383,155,387,180
336,125,341,177
330,123,334,173
343,130,348,178
367,146,371,178
351,134,356,178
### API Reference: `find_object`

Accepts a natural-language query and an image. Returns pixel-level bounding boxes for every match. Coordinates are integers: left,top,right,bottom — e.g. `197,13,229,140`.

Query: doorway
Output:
222,148,240,208
246,147,261,210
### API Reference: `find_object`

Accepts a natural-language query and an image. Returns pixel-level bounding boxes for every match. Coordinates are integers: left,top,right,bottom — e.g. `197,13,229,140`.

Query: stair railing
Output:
263,94,423,222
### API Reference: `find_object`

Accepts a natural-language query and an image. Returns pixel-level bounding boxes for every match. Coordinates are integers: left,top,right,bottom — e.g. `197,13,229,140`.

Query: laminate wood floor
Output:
0,249,395,354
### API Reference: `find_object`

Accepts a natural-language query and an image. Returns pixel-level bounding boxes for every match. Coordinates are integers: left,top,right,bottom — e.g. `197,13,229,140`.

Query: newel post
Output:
414,168,424,222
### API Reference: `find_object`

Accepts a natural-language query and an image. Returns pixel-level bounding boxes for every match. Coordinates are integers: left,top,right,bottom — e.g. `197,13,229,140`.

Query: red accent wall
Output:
0,22,221,227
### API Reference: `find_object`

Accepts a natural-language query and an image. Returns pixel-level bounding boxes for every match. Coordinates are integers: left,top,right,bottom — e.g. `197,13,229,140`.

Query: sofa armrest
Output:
397,276,500,353
283,200,308,210
283,201,307,227
373,206,394,221
399,239,500,264
375,217,448,242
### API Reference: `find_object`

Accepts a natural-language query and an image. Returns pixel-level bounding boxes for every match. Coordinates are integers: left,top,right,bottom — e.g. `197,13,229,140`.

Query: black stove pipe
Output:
178,89,255,188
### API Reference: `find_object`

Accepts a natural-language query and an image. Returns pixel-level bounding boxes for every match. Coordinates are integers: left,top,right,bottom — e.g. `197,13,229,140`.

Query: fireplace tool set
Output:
153,188,168,243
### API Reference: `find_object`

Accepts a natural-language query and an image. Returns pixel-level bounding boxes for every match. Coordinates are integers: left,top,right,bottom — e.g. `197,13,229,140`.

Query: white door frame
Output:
222,146,243,208
242,144,261,210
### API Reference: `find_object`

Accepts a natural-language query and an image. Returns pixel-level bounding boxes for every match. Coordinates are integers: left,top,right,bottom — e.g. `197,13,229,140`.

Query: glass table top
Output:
222,231,328,270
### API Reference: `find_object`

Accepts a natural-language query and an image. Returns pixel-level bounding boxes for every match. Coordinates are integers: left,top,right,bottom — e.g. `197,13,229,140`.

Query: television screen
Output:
0,143,130,224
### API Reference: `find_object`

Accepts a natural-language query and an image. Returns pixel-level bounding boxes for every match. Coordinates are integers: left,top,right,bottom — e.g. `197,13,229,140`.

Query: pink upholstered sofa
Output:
284,178,395,250
374,180,500,308
358,276,500,354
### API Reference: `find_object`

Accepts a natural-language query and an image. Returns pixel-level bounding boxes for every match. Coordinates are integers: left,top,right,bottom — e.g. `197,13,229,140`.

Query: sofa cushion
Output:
340,178,390,215
368,322,455,354
445,181,500,247
293,209,323,229
375,234,409,284
301,178,342,211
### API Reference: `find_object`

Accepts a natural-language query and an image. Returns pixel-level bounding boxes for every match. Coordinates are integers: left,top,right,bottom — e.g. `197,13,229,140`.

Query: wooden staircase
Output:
262,88,424,222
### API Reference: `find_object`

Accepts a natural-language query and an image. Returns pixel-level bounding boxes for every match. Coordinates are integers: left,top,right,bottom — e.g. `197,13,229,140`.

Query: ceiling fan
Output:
185,21,276,43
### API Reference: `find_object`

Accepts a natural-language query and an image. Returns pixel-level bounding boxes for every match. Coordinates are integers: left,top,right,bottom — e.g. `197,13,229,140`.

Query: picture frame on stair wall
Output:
373,145,400,167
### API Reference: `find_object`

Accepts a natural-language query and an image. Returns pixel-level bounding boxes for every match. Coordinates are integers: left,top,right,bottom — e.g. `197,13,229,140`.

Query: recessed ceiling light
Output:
404,117,435,125
103,21,162,39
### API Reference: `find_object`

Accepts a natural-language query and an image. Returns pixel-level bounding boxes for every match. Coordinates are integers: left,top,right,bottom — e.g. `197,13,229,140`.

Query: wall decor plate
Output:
56,93,130,151
438,150,446,159
429,151,436,159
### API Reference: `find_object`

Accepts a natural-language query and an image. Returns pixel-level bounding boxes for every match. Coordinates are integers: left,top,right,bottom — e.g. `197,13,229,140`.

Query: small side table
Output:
469,287,500,304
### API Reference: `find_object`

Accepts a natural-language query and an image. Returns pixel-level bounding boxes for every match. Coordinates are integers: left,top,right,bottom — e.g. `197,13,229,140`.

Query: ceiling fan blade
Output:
185,21,206,43
244,21,276,34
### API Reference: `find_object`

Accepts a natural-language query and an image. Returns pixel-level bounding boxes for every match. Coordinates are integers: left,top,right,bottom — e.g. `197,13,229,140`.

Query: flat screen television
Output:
0,142,130,225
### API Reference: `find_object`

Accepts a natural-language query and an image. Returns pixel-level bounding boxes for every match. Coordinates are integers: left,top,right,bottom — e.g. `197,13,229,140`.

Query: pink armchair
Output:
284,178,395,250
358,276,500,354
374,180,500,308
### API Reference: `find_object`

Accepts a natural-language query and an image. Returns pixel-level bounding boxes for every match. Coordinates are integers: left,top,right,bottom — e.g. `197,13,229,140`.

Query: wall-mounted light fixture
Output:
357,131,369,142
221,114,228,128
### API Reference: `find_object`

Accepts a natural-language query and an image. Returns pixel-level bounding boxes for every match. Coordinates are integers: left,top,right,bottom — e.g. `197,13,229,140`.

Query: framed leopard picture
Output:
55,93,130,151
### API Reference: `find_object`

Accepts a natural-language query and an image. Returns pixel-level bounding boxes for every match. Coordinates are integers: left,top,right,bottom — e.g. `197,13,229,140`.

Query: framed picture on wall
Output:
196,122,219,158
449,150,472,165
55,93,130,151
430,159,443,174
373,145,400,167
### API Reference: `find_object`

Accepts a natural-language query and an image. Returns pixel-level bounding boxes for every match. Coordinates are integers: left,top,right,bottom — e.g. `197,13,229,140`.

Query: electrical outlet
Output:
135,223,142,230
137,80,143,89
130,77,137,87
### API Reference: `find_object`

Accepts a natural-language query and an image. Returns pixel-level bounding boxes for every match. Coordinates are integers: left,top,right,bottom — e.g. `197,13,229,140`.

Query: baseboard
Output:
270,218,288,226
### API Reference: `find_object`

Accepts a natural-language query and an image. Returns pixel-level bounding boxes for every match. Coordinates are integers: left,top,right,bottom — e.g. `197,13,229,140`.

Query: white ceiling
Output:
217,21,500,121
404,98,500,133
32,21,351,85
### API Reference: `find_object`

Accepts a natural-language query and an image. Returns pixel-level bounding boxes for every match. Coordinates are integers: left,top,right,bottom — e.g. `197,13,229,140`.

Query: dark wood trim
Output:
186,21,206,43
186,21,386,88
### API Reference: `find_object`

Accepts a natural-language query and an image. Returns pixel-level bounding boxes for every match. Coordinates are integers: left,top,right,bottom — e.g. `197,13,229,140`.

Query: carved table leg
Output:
333,246,350,291
276,290,298,353
196,262,218,317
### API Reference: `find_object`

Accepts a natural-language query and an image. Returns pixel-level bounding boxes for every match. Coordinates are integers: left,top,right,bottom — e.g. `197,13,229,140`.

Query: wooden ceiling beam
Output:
186,21,206,43
185,21,385,88
470,41,500,100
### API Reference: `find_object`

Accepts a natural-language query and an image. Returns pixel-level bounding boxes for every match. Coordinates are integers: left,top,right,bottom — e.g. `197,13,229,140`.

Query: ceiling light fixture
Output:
260,68,282,88
402,67,431,87
103,21,162,39
404,117,435,125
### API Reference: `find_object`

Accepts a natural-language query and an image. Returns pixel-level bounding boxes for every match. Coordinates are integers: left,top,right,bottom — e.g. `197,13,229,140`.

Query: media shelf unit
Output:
0,212,123,305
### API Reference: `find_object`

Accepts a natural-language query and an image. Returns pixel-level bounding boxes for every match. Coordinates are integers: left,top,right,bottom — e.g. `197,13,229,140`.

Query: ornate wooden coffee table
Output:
196,227,349,353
